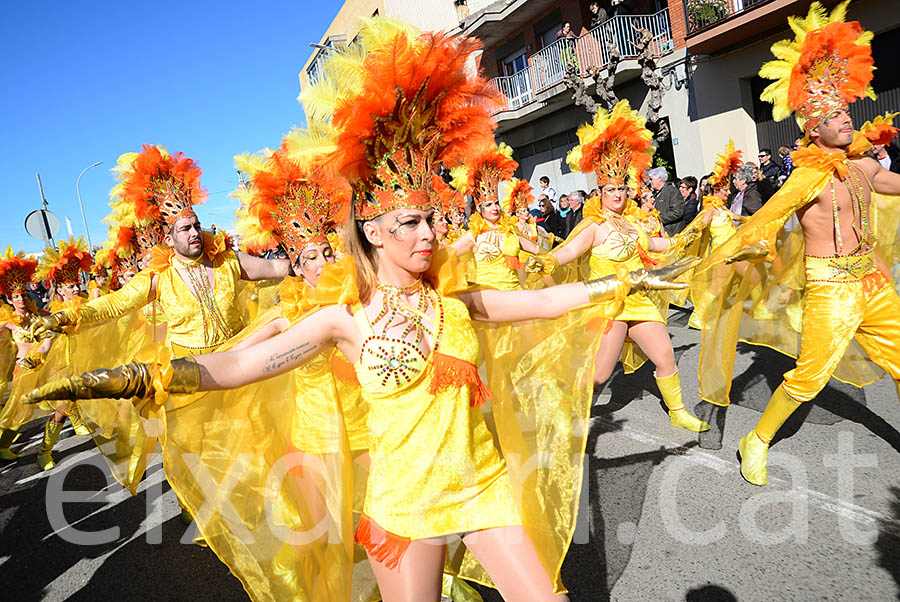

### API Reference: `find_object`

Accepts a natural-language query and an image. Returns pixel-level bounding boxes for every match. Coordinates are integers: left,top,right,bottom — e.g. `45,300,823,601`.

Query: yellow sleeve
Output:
75,271,153,323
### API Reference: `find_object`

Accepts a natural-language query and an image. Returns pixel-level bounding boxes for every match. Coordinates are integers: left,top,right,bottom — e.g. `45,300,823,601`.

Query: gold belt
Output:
804,251,881,283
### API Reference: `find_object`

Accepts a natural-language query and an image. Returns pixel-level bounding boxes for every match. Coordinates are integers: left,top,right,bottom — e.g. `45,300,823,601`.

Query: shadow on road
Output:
685,584,738,601
0,429,247,602
695,344,900,453
875,486,900,601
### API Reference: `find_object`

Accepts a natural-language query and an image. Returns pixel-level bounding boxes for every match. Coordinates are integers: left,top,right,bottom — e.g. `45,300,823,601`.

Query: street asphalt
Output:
2,305,899,601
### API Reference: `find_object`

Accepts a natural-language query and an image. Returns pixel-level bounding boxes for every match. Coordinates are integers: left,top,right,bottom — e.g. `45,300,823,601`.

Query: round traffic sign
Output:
25,209,61,241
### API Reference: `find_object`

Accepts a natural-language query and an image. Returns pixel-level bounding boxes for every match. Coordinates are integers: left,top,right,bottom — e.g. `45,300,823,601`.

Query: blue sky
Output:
1,1,339,255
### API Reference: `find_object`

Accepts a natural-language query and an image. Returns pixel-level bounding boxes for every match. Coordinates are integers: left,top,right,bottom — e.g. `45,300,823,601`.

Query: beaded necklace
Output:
175,256,232,346
373,280,440,353
603,209,640,240
829,161,874,255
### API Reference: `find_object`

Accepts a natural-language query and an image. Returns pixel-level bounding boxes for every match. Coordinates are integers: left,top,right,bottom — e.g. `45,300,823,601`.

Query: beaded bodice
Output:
353,282,444,396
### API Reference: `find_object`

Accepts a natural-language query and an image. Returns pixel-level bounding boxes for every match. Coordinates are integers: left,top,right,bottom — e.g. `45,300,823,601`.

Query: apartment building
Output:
681,0,900,177
300,0,899,190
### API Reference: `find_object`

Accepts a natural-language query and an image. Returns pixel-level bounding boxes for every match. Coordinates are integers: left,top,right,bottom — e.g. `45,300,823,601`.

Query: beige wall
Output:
298,0,461,93
383,0,459,31
299,0,386,91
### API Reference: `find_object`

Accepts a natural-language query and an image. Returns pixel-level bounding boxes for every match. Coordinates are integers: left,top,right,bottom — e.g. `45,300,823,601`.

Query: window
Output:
502,48,527,76
538,25,560,50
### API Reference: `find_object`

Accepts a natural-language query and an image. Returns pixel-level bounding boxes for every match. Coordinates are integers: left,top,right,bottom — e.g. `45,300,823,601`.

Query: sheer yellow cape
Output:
92,247,620,601
547,197,690,373
692,139,900,407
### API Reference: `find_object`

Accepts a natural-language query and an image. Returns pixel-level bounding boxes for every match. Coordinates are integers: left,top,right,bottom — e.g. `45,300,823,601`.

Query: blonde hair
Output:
344,202,380,303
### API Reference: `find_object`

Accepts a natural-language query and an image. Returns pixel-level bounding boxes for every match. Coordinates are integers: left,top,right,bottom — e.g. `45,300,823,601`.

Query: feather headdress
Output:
759,1,875,132
110,144,207,252
451,143,517,206
432,176,466,216
295,18,500,220
567,100,654,190
860,112,899,146
501,178,535,215
234,138,350,264
707,139,744,189
36,238,92,286
0,247,38,297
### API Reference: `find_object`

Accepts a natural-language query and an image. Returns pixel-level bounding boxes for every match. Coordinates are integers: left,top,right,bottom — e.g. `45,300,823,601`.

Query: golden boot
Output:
656,371,710,432
0,428,20,460
37,420,64,471
739,385,802,486
67,405,91,436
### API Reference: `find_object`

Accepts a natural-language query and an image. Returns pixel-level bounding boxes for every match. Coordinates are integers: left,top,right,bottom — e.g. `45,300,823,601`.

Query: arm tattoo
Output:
262,341,318,373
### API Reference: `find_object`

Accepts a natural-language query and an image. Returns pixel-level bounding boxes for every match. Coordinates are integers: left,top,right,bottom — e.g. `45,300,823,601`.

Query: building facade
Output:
301,0,900,193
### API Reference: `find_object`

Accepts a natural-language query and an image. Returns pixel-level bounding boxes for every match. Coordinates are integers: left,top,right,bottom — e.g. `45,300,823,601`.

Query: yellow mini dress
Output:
278,275,370,454
590,222,664,324
470,214,522,290
351,286,519,566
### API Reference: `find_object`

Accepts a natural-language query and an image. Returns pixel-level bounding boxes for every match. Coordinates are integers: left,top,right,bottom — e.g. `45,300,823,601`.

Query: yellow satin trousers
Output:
781,258,900,403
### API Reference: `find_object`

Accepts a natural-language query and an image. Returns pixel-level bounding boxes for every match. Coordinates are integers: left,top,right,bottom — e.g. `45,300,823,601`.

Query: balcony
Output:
682,0,772,36
486,10,674,116
681,0,841,55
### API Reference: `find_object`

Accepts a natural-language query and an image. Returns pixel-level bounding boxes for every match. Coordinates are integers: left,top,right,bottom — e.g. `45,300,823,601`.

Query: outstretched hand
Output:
725,241,768,264
29,312,71,340
627,256,701,292
23,364,153,404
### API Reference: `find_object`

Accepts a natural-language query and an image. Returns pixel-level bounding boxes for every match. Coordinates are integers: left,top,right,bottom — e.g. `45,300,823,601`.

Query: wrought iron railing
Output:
682,0,772,36
486,9,674,115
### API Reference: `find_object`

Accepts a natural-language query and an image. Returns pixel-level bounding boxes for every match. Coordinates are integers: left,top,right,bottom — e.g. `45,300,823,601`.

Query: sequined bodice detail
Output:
590,213,648,276
355,284,444,395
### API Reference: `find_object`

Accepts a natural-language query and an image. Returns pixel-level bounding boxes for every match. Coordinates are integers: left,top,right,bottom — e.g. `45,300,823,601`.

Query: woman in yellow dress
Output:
0,248,45,460
2,238,94,469
547,100,710,433
451,145,543,290
26,20,693,602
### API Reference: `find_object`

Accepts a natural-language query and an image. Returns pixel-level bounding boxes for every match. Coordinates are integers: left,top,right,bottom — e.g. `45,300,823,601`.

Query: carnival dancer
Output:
0,248,44,459
692,1,900,485
450,144,544,290
536,99,710,432
30,144,292,356
684,140,744,331
507,178,555,265
26,19,694,602
0,238,94,469
89,254,112,299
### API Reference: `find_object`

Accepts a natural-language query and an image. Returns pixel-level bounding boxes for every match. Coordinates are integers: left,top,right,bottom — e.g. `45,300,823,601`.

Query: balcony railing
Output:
682,0,772,35
486,9,674,116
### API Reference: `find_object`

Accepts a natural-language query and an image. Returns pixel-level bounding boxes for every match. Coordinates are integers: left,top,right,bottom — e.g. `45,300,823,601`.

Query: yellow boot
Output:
0,428,19,460
67,405,91,436
656,371,710,432
739,385,801,486
37,420,64,471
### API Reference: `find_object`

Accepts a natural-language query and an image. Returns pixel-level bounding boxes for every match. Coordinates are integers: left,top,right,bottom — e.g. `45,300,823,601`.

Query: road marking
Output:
591,414,900,536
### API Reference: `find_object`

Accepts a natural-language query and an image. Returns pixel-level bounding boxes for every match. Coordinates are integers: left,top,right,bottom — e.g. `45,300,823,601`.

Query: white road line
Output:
591,414,900,534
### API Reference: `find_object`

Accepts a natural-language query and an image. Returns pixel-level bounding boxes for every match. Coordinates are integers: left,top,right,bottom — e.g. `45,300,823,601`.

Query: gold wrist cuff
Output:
169,357,201,394
584,275,623,302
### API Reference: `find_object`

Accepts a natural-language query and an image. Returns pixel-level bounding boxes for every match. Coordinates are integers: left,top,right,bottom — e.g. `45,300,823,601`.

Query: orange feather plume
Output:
315,21,501,219
0,248,38,296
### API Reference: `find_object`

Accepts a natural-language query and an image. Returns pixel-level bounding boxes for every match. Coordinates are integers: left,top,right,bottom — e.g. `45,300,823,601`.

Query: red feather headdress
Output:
299,19,500,220
0,247,38,297
234,141,350,263
36,238,93,286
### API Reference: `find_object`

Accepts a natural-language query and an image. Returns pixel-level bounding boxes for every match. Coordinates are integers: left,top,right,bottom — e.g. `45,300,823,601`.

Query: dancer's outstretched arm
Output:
462,258,696,323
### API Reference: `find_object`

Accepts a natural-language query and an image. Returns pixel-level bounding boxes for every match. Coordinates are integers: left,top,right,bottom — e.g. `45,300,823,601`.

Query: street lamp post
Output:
76,161,103,249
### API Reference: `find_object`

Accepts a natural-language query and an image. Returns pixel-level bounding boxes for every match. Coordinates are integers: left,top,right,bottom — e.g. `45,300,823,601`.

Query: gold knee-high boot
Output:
0,428,19,460
37,420,64,471
67,405,91,436
738,385,801,486
656,371,710,432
